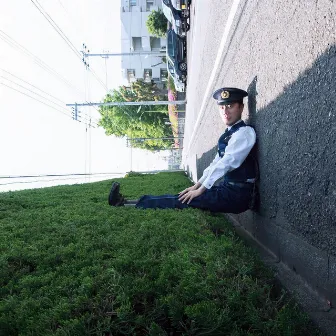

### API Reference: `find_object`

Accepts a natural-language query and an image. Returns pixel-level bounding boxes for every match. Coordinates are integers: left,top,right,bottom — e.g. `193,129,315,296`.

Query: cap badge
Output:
221,90,230,99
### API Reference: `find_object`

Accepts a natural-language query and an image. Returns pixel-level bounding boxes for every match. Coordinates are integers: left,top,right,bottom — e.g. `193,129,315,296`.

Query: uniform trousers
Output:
135,181,254,214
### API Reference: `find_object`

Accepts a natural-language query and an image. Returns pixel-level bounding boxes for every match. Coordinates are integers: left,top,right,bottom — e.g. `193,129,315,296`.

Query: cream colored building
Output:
120,0,168,86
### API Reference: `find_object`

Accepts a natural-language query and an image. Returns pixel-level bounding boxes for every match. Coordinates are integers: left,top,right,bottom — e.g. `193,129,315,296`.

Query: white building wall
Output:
120,0,167,85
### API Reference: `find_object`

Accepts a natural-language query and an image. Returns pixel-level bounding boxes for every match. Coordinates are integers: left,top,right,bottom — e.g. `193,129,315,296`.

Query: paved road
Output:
183,0,336,253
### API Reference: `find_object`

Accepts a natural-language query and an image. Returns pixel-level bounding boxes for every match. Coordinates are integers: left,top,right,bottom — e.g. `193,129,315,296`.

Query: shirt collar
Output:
227,119,242,131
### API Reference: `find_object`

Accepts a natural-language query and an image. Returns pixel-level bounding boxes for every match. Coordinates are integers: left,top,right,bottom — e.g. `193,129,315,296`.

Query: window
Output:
150,37,161,50
132,37,142,51
127,69,136,82
146,0,154,11
144,69,152,82
167,31,176,58
130,0,137,6
160,69,168,81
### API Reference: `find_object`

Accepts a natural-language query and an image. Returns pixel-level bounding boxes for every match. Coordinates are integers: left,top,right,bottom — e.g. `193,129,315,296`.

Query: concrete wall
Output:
184,0,336,304
232,46,336,302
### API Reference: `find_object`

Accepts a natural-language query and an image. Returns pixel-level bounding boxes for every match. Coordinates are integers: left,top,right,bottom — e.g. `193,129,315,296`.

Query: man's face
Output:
218,102,244,126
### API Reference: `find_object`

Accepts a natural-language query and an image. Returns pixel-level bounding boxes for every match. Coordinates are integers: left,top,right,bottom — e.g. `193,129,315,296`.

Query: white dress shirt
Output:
198,120,256,189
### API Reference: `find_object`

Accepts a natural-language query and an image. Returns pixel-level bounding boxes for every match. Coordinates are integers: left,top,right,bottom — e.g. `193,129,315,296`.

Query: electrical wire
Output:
84,62,89,177
57,0,88,44
1,82,72,118
30,0,83,62
87,67,92,176
104,54,108,88
30,0,108,92
0,175,122,186
0,172,123,179
0,81,98,127
1,76,71,114
0,177,90,186
0,30,85,98
0,69,99,126
1,68,66,105
1,11,106,126
0,172,124,186
0,80,98,127
88,66,108,91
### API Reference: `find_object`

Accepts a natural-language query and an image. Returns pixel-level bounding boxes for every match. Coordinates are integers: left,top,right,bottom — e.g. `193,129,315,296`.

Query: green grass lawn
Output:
0,172,322,335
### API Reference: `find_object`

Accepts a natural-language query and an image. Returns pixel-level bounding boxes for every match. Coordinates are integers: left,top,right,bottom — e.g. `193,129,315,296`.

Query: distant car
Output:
166,28,187,84
161,1,189,36
162,0,191,19
174,78,185,92
168,67,185,92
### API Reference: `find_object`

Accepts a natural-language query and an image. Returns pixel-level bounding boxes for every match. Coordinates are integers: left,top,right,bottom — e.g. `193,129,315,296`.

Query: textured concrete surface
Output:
227,213,336,336
184,0,336,252
183,0,336,332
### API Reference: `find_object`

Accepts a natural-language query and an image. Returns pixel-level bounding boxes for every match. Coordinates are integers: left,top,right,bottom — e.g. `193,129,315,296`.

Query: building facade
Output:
120,0,168,86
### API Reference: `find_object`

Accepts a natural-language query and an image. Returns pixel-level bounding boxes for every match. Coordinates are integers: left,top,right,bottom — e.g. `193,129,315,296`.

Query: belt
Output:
227,181,254,187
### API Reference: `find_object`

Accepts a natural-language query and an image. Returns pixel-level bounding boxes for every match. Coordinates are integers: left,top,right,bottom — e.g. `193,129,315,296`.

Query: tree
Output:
98,85,173,151
131,79,167,101
146,9,167,38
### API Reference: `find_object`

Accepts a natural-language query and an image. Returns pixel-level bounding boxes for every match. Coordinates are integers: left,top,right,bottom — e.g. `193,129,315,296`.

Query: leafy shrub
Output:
146,9,167,38
0,172,322,335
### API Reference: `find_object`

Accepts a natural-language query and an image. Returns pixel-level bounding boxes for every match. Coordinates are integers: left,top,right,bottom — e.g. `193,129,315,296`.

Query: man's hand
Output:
179,182,202,197
178,185,206,204
179,185,197,197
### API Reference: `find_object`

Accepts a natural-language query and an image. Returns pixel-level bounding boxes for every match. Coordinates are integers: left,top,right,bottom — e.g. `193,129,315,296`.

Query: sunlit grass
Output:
0,172,322,335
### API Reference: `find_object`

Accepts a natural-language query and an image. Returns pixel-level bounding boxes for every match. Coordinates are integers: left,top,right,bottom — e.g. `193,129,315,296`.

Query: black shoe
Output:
108,182,124,206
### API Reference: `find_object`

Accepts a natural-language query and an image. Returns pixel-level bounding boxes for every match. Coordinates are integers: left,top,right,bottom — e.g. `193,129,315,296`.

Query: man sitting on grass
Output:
108,87,258,214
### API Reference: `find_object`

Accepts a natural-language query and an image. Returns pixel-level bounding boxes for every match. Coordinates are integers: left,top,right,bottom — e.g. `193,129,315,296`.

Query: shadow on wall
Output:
195,146,218,182
196,45,336,255
255,44,336,254
237,45,336,309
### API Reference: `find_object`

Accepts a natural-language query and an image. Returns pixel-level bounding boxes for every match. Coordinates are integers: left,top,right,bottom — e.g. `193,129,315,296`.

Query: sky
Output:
0,0,168,191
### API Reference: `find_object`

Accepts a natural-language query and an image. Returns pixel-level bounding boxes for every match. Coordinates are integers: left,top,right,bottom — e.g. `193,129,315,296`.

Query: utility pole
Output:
128,137,184,141
66,100,186,108
83,51,166,57
126,137,184,148
80,44,166,59
71,104,81,120
142,110,186,113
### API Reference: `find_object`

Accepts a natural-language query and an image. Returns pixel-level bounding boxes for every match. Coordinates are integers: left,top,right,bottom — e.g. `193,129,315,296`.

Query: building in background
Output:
120,0,168,88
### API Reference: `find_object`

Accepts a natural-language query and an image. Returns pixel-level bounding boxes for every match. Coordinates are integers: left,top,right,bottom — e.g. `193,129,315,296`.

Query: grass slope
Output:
0,172,322,335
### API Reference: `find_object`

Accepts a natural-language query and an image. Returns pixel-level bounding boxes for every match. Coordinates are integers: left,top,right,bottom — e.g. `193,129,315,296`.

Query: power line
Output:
1,82,73,118
0,30,85,97
0,175,120,186
67,100,187,107
0,31,106,108
1,76,71,114
30,0,83,62
84,58,90,177
81,44,108,91
0,68,100,125
88,67,108,91
1,69,66,105
57,0,88,44
29,1,108,92
1,81,97,127
1,75,99,127
0,172,123,179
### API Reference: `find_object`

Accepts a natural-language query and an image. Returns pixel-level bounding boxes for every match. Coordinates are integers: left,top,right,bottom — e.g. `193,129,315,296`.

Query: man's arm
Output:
198,154,221,185
179,152,220,196
178,155,222,204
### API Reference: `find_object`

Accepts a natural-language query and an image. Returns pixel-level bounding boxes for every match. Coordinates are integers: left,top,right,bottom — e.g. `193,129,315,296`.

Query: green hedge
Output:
0,172,322,335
